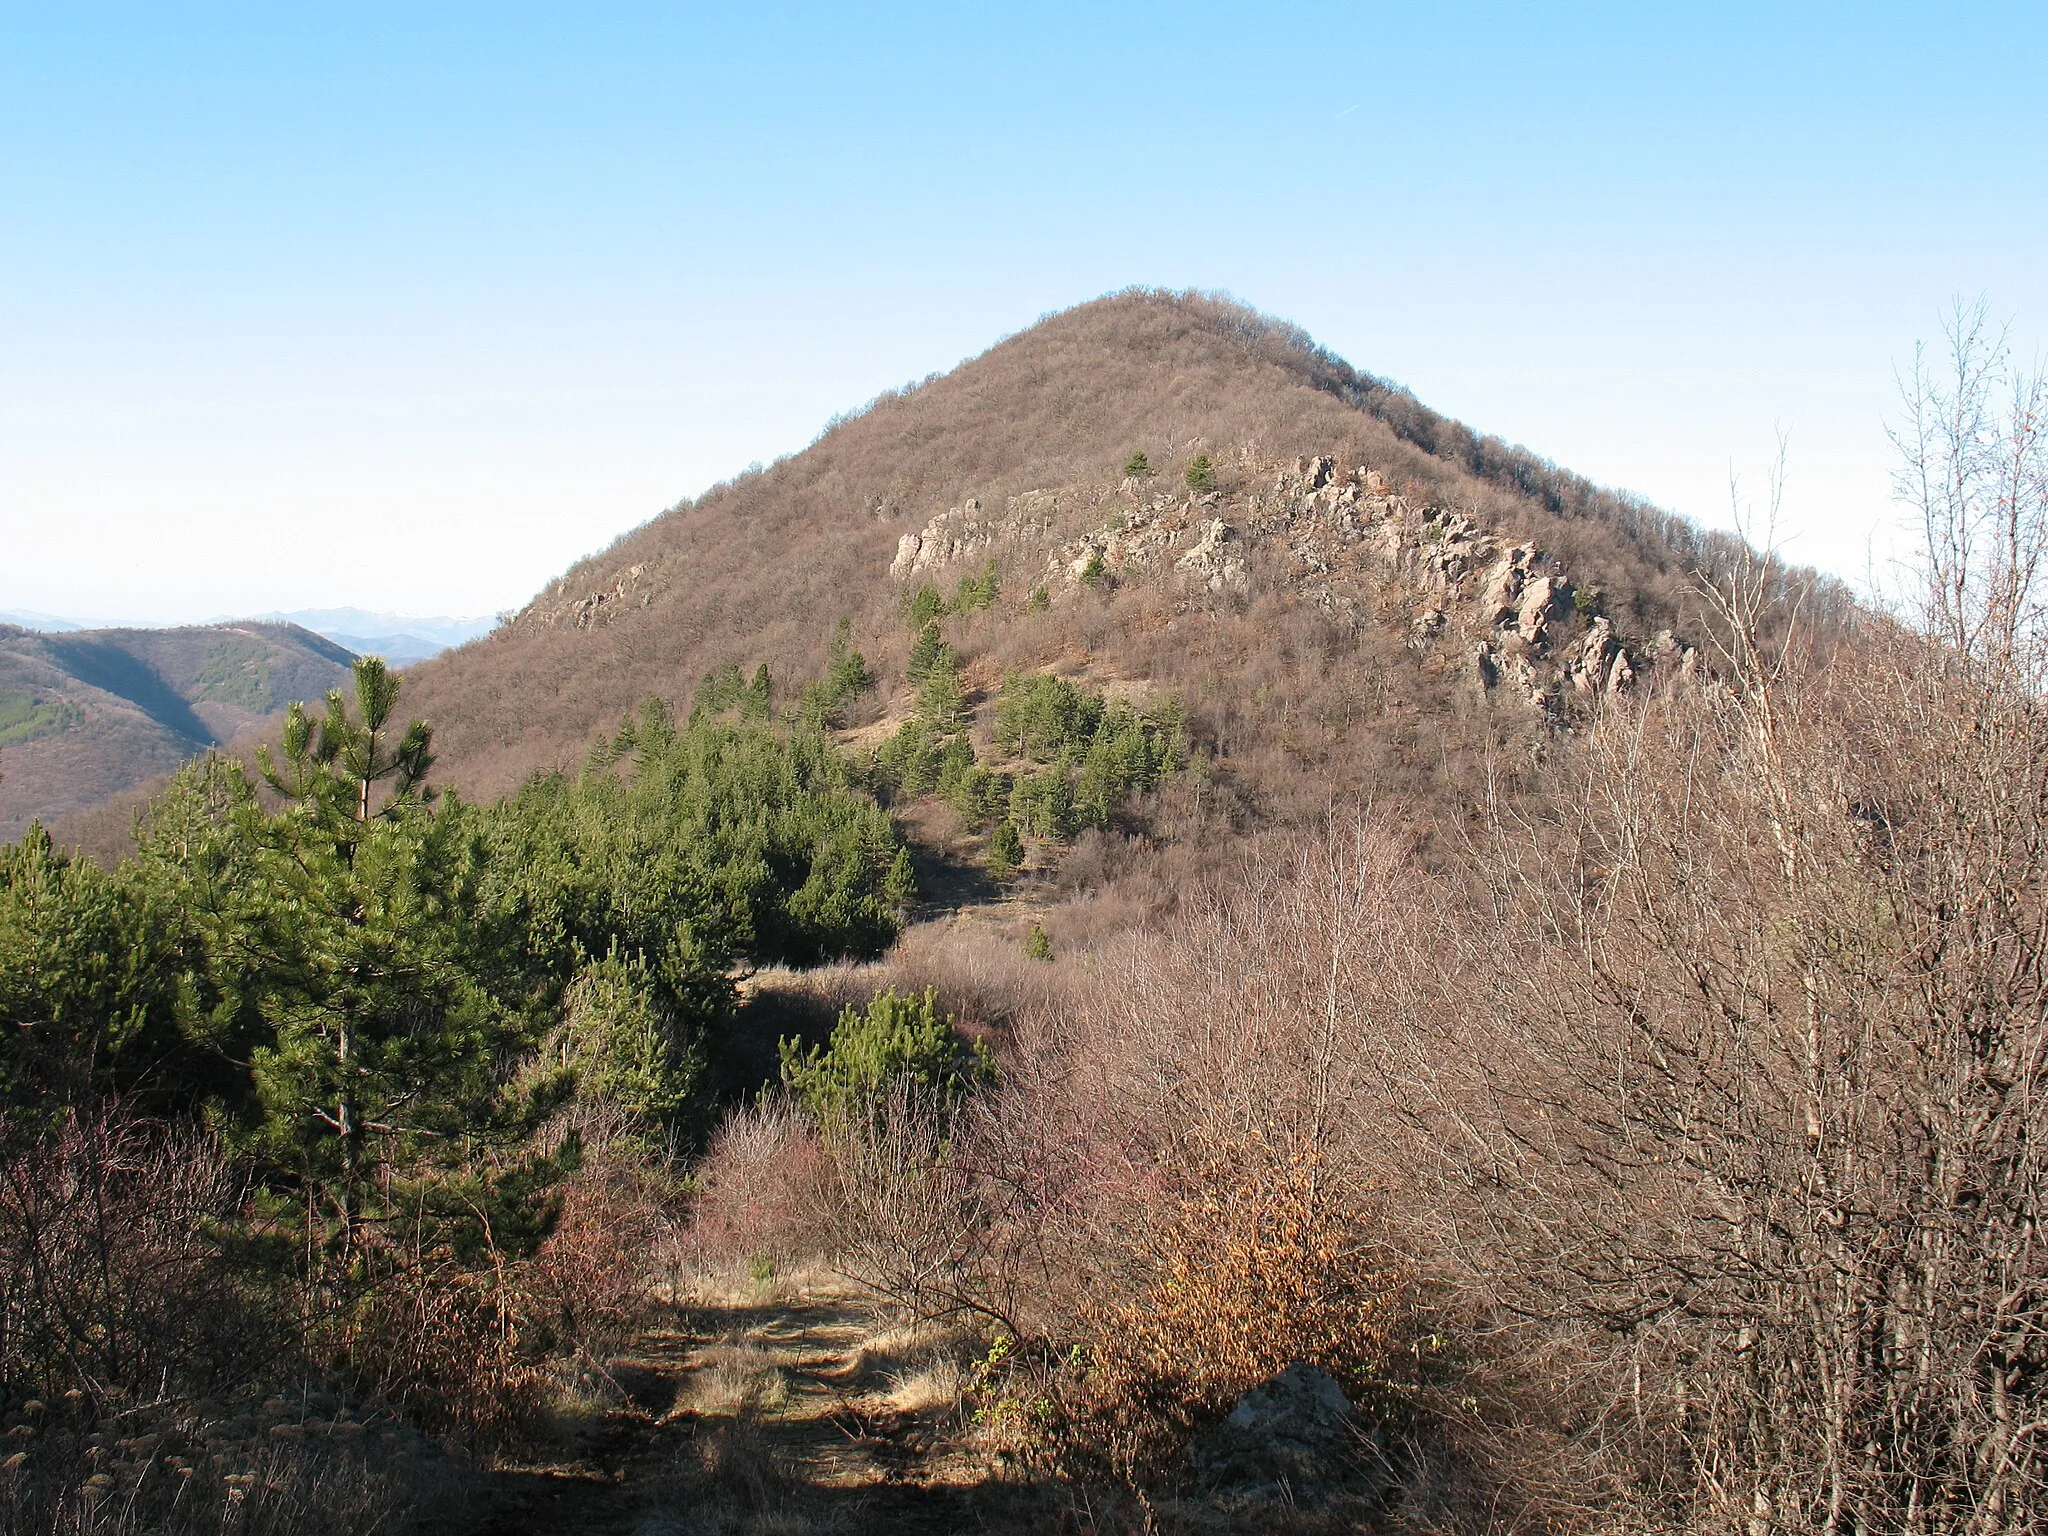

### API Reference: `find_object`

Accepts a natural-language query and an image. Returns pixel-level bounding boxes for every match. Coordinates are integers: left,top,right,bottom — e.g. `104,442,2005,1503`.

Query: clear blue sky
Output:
3,2,2043,623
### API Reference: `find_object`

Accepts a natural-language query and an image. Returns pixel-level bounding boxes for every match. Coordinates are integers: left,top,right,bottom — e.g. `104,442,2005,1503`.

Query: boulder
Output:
1501,651,1550,709
1481,558,1525,624
1473,644,1500,689
1188,1364,1362,1505
1569,615,1633,693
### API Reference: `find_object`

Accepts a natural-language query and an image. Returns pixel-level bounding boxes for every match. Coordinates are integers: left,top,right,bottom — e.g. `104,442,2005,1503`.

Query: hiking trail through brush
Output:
468,1284,1005,1536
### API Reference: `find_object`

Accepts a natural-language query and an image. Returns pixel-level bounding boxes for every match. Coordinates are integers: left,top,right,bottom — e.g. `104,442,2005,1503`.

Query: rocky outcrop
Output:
1515,574,1567,648
1176,518,1247,592
881,446,1696,710
1568,615,1634,694
1187,1364,1374,1507
513,563,652,631
890,494,1063,579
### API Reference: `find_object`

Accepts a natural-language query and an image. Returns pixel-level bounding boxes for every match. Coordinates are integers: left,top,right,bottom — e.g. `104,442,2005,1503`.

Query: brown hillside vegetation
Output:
405,289,1835,818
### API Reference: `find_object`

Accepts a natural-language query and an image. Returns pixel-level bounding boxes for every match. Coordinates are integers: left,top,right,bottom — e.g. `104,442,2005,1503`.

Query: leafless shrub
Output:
1890,295,2048,679
338,1258,551,1450
1374,417,2048,1529
1400,628,2042,1531
0,1110,282,1403
815,1081,1027,1337
336,1115,683,1450
522,1112,682,1363
681,1096,835,1272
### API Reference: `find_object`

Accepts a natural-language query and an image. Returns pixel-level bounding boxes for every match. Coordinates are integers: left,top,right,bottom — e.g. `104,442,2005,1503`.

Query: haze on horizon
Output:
3,1,2043,626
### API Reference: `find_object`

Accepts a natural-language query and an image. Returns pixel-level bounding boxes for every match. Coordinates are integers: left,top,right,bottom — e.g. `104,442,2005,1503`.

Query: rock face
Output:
1187,1364,1362,1505
512,563,652,631
889,494,1059,579
877,445,1698,711
1568,615,1633,694
1176,518,1247,592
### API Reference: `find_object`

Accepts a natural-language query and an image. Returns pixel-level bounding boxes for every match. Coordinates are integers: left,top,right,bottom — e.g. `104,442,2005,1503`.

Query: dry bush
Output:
523,1114,681,1353
337,1261,552,1451
783,824,1445,1487
813,1081,1027,1336
681,1096,835,1273
338,1118,683,1450
1085,1139,1405,1430
1412,623,2048,1532
1022,829,1440,1473
0,1111,282,1402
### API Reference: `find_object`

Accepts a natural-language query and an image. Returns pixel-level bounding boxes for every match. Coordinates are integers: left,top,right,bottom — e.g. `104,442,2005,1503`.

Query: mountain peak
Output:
400,291,1799,809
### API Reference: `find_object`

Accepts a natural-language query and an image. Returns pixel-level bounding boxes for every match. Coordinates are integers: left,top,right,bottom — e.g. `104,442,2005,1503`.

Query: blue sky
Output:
3,2,2043,623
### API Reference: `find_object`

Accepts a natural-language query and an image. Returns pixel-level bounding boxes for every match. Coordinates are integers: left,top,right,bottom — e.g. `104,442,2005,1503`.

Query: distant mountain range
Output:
0,621,357,841
0,608,498,664
0,608,86,633
242,609,499,663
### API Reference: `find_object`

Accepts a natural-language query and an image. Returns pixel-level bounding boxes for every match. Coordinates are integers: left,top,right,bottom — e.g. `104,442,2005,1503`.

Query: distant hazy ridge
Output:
0,622,355,839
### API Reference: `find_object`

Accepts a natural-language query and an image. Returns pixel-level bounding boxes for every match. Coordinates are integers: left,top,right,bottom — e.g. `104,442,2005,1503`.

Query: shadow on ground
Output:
461,1286,1090,1536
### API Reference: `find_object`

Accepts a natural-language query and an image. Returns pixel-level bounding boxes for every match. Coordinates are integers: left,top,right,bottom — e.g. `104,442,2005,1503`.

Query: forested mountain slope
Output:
0,621,353,839
406,290,1826,821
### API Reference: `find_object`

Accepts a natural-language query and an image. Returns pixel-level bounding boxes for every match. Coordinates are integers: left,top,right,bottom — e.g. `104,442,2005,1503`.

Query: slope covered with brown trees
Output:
405,290,1823,817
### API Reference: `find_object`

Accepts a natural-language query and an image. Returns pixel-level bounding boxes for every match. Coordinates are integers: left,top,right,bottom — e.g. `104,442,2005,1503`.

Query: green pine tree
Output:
779,987,988,1126
907,622,953,687
905,585,949,631
987,819,1023,880
228,659,556,1277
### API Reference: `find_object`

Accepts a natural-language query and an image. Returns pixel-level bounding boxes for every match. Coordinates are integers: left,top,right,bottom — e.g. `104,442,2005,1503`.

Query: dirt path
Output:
469,1286,1005,1536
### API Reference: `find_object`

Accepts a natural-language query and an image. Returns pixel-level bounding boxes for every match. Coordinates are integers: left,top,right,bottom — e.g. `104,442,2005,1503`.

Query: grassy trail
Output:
470,1283,1003,1536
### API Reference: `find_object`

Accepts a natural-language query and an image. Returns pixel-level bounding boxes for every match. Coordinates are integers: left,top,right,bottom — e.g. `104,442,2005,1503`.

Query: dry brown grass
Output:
687,1340,791,1418
0,1435,420,1536
838,1320,974,1414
